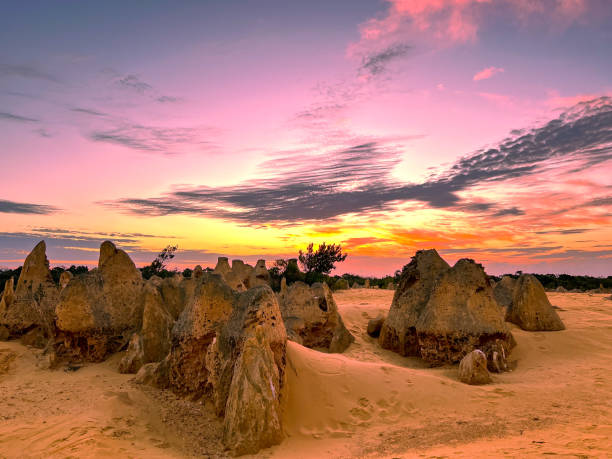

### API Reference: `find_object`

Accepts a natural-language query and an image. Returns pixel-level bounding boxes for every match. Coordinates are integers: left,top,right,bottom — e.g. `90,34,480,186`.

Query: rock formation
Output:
55,241,145,360
277,281,354,353
249,259,270,287
141,276,287,455
379,250,514,371
119,282,175,373
493,275,516,309
556,286,567,293
458,350,491,385
367,315,385,338
0,241,59,342
379,249,450,356
59,271,73,289
416,259,514,369
506,274,565,331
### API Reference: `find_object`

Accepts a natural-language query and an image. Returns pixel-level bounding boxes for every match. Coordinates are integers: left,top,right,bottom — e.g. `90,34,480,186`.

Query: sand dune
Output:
1,290,611,458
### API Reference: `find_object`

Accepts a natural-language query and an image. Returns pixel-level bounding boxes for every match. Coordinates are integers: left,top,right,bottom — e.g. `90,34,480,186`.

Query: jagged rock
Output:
213,258,252,292
493,275,516,309
223,326,284,456
416,259,514,369
59,271,73,289
249,260,270,287
213,257,231,276
134,361,170,389
193,265,203,278
277,281,353,353
140,277,287,454
0,241,58,341
232,259,254,287
333,278,349,290
379,249,450,356
280,277,287,293
119,333,145,373
367,315,385,338
458,350,491,385
55,241,145,360
506,274,565,331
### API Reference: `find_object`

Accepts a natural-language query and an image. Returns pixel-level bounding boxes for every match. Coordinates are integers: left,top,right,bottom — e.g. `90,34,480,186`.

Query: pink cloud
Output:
473,66,505,81
354,0,593,54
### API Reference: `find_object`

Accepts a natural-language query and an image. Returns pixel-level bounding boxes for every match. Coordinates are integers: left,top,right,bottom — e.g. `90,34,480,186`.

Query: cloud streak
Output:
0,111,38,123
473,66,505,81
104,96,612,225
360,43,411,76
0,199,57,215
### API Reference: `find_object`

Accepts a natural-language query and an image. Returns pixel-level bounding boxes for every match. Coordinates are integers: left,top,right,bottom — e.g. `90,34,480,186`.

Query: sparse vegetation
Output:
140,245,179,279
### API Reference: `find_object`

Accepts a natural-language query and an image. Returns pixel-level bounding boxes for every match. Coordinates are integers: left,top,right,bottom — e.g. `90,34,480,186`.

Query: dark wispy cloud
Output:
535,228,593,235
71,107,107,117
89,121,216,154
493,207,525,217
104,96,612,224
360,43,411,76
0,63,60,83
0,200,57,215
114,74,152,93
0,111,38,123
156,95,182,103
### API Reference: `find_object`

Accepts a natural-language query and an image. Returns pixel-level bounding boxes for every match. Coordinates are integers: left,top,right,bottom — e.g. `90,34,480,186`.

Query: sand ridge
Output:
1,290,611,458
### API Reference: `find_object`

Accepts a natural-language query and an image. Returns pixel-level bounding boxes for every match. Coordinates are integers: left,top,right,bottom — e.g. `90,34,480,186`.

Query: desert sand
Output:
1,290,611,458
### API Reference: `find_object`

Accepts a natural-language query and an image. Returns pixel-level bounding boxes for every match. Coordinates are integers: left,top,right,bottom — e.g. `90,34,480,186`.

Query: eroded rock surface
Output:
507,274,565,331
0,241,59,342
55,241,145,360
493,276,516,310
379,249,449,356
277,281,354,353
416,259,514,369
458,350,491,385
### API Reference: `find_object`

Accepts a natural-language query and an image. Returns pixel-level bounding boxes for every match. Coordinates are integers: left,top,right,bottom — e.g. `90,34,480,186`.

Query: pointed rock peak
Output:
99,240,118,266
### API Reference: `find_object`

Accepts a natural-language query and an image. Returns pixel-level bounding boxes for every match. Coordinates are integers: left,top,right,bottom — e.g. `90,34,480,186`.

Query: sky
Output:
1,0,611,276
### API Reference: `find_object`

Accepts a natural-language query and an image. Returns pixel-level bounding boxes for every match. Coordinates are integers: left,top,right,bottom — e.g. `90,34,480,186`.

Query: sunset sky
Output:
1,0,611,276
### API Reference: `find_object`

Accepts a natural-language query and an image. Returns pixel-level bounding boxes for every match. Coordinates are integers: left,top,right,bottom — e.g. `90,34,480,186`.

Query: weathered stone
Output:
367,315,385,338
249,260,270,287
556,286,567,292
507,274,565,331
55,241,145,360
416,259,514,369
59,271,73,289
0,325,9,341
223,326,284,456
493,275,516,309
192,265,203,278
364,279,370,288
458,350,491,385
118,333,144,373
213,257,231,276
277,281,354,353
0,241,58,339
379,249,450,356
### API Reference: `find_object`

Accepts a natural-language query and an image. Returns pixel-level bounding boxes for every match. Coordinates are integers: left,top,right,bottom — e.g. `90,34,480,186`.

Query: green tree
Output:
298,242,347,275
141,245,178,279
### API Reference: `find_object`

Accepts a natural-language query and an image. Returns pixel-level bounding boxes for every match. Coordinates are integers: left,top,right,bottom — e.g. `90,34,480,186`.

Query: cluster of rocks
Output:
276,281,354,353
494,275,565,331
374,249,567,385
213,257,270,291
0,241,358,455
